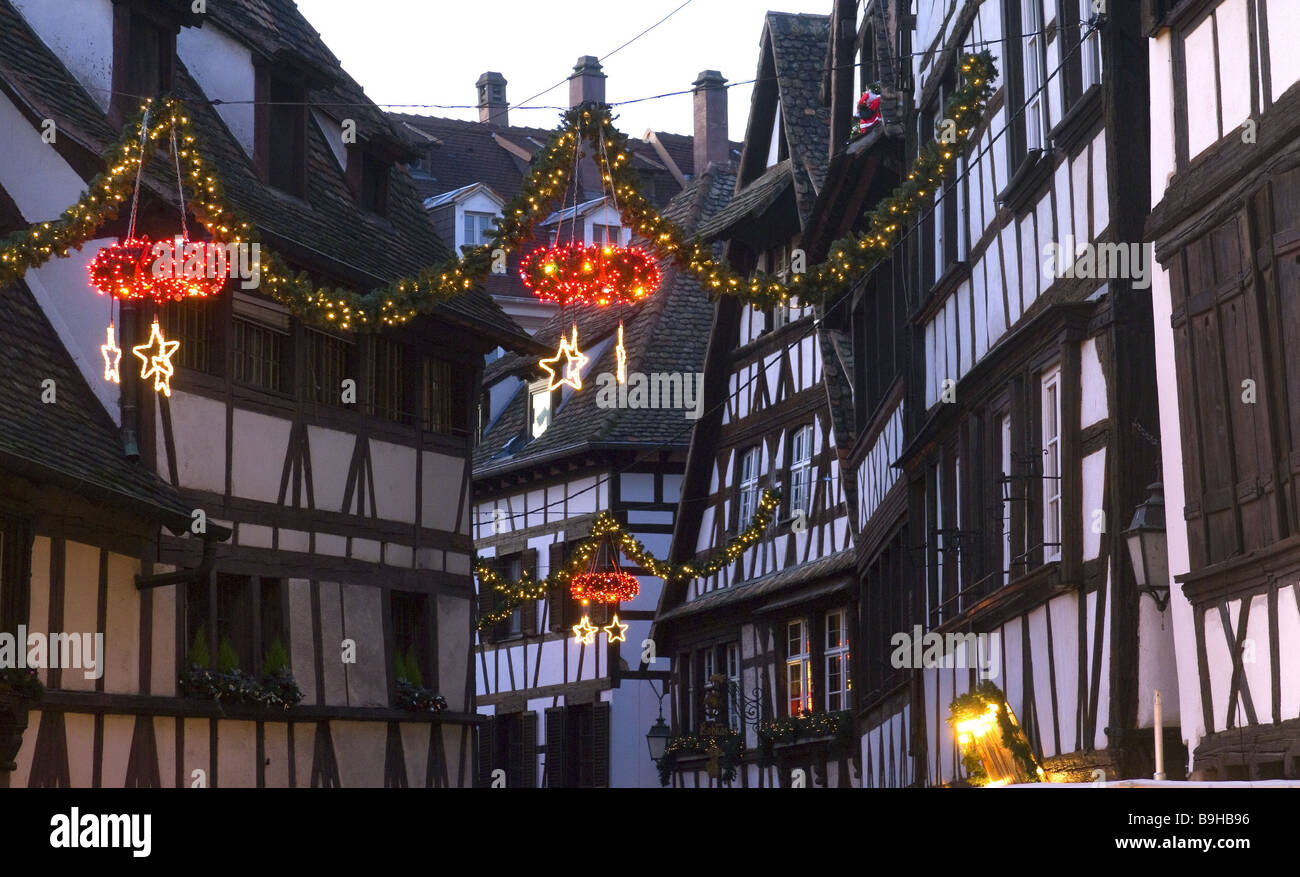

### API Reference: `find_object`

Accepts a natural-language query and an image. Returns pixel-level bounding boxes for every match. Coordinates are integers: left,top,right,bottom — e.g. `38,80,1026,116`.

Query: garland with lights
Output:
947,682,1042,786
475,488,779,630
757,709,853,758
1,53,996,326
656,731,744,786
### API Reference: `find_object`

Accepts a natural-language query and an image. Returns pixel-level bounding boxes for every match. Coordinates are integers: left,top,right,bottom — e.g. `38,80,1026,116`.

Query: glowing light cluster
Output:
519,241,660,307
89,235,227,302
569,570,640,604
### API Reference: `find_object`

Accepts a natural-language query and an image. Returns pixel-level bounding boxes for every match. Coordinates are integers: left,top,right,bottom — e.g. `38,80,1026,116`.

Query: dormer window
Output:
111,7,176,122
528,379,553,440
592,224,622,246
354,149,390,216
464,212,497,249
259,71,307,197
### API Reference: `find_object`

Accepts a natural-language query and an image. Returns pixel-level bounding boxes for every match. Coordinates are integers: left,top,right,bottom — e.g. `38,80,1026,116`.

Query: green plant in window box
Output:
757,710,853,759
394,647,446,713
179,626,303,709
656,731,744,787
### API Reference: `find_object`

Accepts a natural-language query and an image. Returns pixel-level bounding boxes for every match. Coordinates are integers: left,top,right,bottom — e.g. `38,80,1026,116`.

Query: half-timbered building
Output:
655,8,869,789
470,69,736,788
1146,0,1300,780
852,0,1174,786
0,0,534,787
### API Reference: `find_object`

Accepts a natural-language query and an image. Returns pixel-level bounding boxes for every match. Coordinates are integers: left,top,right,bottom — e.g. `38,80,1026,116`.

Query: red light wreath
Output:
569,570,640,604
89,236,227,302
519,242,661,307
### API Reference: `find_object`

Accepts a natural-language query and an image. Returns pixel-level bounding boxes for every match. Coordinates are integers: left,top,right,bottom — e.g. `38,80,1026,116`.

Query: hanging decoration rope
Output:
475,488,779,630
1,53,996,328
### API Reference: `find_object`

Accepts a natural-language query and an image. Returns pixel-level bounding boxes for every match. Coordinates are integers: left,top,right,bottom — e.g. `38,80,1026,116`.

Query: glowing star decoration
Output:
101,323,122,384
572,615,598,645
602,614,628,643
132,319,181,397
539,324,587,391
615,321,627,384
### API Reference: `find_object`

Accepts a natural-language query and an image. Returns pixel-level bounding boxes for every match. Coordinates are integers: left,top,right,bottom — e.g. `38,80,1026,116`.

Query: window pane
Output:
233,319,286,392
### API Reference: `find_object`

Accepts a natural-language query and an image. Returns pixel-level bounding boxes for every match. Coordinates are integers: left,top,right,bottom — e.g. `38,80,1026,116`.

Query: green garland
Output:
657,731,744,786
476,489,779,630
1,53,996,326
947,681,1042,786
758,709,853,757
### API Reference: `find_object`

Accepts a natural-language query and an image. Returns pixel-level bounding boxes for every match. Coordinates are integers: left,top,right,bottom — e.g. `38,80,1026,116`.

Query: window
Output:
114,10,174,115
1000,414,1013,585
545,702,609,787
489,711,537,788
267,74,307,197
186,575,284,675
1021,0,1046,153
357,152,390,215
529,380,552,440
788,425,813,519
369,336,406,423
463,211,497,249
591,224,622,246
737,446,760,531
161,299,216,374
1079,0,1102,91
825,609,850,712
0,515,33,637
233,318,288,393
493,554,524,640
1041,366,1062,562
930,460,943,625
679,653,695,732
725,642,741,729
306,329,356,406
786,619,812,716
390,590,431,686
423,356,467,435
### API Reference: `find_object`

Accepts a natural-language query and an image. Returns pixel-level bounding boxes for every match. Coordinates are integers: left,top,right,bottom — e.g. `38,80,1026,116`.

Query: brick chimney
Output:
476,71,508,126
692,70,729,173
568,55,606,107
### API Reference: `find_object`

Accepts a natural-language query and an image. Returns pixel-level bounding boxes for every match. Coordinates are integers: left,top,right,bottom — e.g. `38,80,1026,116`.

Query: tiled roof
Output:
766,12,832,226
0,0,533,351
473,166,736,479
693,159,793,243
0,279,195,531
655,549,855,623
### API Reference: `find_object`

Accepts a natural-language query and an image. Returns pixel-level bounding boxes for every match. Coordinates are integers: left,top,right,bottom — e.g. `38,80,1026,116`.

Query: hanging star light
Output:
101,323,122,384
572,615,598,645
539,323,587,391
602,614,628,643
615,320,627,384
132,319,181,397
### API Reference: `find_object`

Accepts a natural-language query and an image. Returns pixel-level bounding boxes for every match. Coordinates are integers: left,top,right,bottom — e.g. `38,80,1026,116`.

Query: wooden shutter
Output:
476,716,496,787
548,543,567,632
545,706,568,787
593,701,611,788
520,712,538,788
0,516,33,635
521,548,539,635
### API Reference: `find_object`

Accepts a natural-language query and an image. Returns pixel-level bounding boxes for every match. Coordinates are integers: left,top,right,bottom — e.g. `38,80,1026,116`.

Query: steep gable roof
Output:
473,165,736,479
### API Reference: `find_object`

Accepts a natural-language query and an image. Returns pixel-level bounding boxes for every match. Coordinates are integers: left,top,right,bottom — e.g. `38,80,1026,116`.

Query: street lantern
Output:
1124,482,1170,611
645,715,670,762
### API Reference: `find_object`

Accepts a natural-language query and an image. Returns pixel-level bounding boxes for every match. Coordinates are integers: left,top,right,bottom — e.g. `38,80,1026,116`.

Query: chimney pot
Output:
476,71,508,126
692,69,729,174
569,55,607,108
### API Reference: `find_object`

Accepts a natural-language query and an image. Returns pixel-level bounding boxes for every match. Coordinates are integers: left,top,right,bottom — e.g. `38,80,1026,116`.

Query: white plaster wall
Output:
230,408,291,503
177,21,256,156
168,390,227,492
10,0,114,112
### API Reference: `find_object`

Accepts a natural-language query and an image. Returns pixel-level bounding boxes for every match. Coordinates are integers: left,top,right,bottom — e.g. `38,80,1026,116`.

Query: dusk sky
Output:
294,0,832,139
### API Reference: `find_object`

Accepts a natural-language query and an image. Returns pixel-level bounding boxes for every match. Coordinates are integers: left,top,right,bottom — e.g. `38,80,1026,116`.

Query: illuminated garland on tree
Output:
1,53,996,325
475,488,779,630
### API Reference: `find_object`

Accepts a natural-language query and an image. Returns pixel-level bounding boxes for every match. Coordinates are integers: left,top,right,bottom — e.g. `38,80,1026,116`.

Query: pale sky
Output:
294,0,833,139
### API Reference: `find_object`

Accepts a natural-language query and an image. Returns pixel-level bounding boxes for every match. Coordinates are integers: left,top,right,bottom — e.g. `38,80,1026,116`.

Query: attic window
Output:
111,8,175,121
265,73,307,197
358,151,390,215
528,379,552,440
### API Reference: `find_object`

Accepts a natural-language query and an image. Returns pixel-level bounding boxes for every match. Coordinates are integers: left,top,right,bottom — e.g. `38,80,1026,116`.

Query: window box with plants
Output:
0,667,43,770
757,710,854,759
393,648,447,714
655,730,744,786
178,627,303,709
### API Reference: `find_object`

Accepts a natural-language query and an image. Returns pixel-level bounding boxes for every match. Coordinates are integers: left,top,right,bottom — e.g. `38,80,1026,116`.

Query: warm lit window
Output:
1042,366,1062,562
786,619,812,716
725,642,741,729
233,318,288,393
825,609,850,712
788,425,813,518
737,446,760,531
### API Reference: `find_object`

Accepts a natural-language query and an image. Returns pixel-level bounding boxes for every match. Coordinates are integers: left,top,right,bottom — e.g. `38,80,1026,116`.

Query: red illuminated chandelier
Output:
519,241,660,308
570,535,640,605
